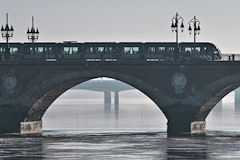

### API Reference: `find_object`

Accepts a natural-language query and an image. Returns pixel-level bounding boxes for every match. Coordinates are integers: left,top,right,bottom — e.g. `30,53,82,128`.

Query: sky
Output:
0,0,240,53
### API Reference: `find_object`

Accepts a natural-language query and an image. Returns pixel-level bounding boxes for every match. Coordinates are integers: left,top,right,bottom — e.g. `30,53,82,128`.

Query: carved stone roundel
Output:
171,72,187,94
1,74,17,94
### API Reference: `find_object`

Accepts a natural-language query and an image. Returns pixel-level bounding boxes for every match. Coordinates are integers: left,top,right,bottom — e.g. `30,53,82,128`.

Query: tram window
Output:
190,47,200,54
105,47,113,52
132,47,139,54
102,47,113,53
124,47,139,54
0,47,5,53
48,47,53,53
37,47,44,53
10,47,18,53
64,47,78,54
167,47,175,52
64,47,70,53
89,47,94,53
202,47,208,54
194,47,200,52
124,47,131,54
214,50,219,54
97,47,104,53
148,47,155,53
158,47,165,51
29,47,38,53
185,47,192,53
72,47,78,53
156,47,165,53
30,47,48,53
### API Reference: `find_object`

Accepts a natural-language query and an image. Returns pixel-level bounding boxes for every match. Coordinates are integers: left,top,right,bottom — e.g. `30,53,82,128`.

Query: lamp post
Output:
1,13,14,61
171,12,184,50
27,17,39,53
188,16,200,43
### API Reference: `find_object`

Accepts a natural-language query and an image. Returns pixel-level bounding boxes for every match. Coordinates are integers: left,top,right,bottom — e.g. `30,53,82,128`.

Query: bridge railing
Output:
5,52,240,63
217,54,240,61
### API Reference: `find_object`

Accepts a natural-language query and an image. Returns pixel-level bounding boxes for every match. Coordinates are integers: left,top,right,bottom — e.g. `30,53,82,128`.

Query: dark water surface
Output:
1,131,240,159
1,90,240,159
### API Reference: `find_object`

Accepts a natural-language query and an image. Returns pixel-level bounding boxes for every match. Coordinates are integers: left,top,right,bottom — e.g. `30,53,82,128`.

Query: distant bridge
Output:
73,80,134,113
73,80,240,114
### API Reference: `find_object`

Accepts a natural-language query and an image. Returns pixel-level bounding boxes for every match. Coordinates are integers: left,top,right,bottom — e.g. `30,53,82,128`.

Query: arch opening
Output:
22,70,168,134
42,78,167,133
206,87,240,132
195,72,240,121
184,72,240,134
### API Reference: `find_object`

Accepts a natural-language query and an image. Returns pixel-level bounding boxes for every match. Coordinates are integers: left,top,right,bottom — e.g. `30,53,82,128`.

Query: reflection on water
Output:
1,90,240,159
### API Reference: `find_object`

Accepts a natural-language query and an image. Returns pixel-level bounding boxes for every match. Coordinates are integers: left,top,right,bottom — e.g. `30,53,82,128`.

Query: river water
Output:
1,90,240,159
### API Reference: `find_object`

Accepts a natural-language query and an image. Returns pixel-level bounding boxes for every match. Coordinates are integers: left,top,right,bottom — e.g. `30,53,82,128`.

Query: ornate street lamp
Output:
188,16,200,43
171,12,184,48
1,13,14,61
27,16,39,43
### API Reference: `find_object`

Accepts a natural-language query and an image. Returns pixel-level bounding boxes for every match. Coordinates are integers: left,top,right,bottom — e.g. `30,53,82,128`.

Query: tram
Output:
0,42,221,62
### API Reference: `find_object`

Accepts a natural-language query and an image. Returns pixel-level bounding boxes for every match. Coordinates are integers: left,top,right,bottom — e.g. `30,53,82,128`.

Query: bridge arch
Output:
195,72,240,121
23,70,167,122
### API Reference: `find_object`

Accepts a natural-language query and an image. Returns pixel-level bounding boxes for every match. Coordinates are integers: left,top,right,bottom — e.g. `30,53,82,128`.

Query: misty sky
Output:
1,0,240,53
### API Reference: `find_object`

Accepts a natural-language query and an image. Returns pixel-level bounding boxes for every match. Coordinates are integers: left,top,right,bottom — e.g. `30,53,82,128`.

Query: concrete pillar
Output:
114,91,119,120
114,91,119,113
235,88,240,112
104,91,111,113
213,100,222,112
191,121,206,134
20,121,42,135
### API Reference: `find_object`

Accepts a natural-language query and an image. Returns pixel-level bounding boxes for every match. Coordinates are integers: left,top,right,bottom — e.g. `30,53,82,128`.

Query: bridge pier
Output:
166,106,205,136
0,105,28,134
104,91,111,113
235,88,240,112
167,119,206,136
191,121,206,134
20,121,42,135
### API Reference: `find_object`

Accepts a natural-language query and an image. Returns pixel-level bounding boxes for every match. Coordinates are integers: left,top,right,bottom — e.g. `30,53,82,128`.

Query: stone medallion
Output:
171,72,187,94
1,74,17,95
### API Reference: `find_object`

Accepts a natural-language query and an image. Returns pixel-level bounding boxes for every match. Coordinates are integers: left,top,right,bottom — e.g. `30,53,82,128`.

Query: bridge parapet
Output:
3,53,240,64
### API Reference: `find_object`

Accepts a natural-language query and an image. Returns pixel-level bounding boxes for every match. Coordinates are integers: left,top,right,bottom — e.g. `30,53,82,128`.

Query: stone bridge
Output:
1,61,240,136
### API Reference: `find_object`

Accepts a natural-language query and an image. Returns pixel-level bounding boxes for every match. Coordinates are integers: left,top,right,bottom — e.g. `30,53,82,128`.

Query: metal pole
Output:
31,16,35,53
175,13,178,46
194,16,196,43
6,13,8,24
32,16,34,28
6,13,9,59
32,17,34,43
